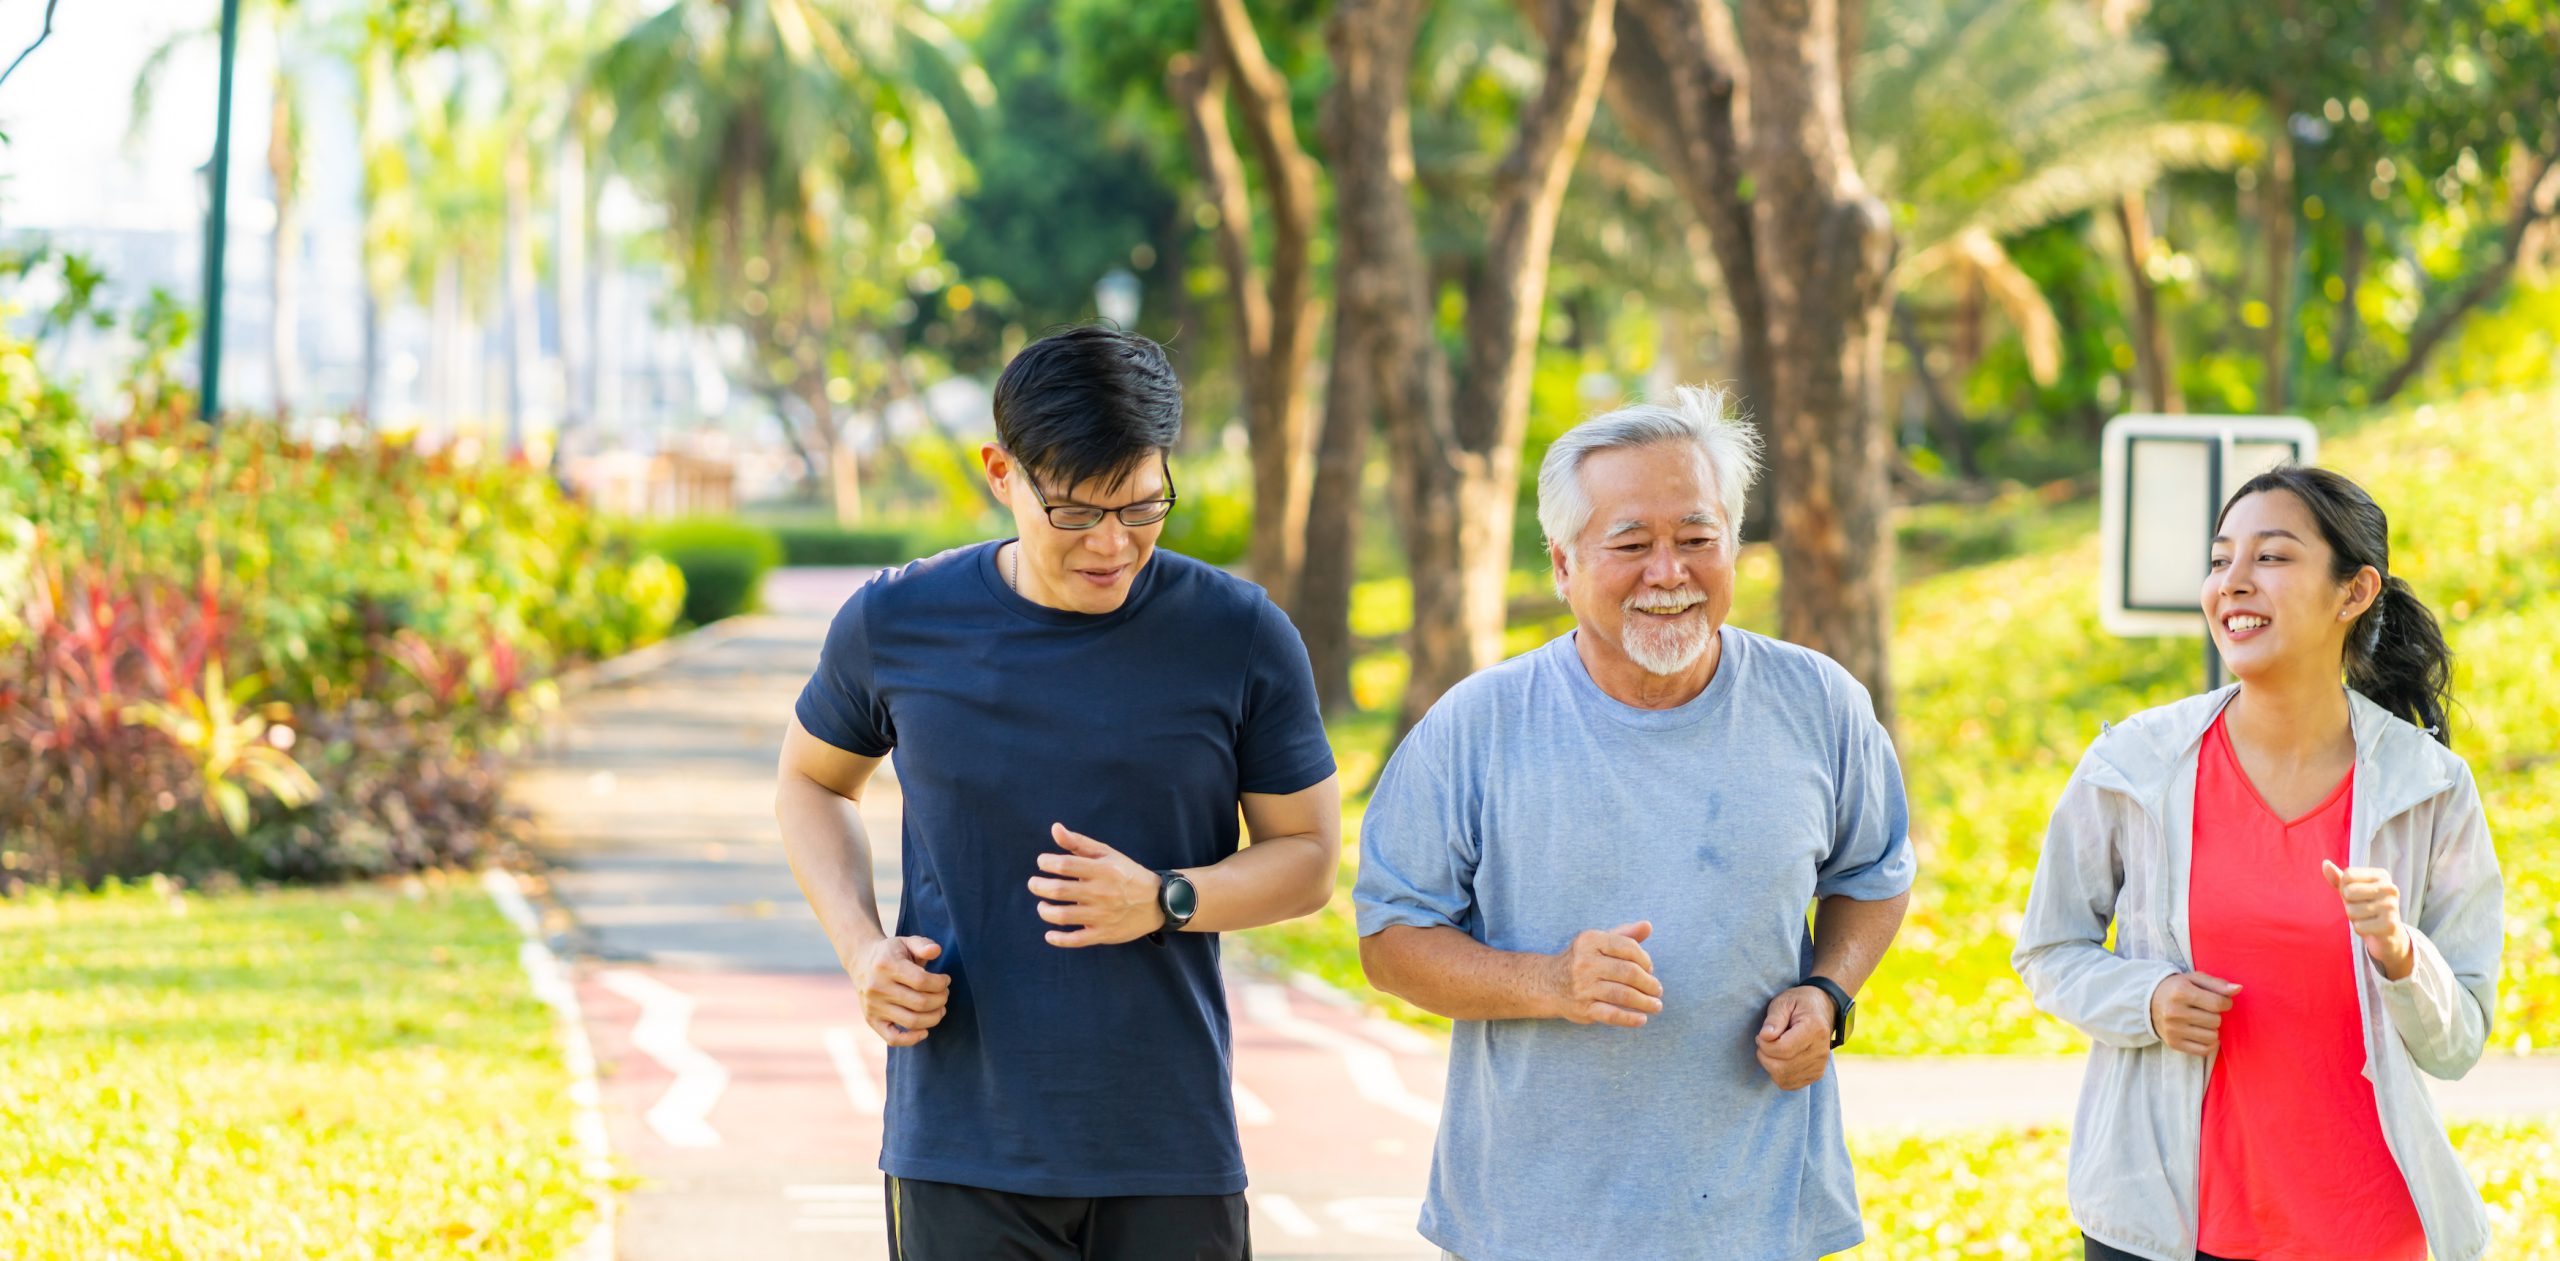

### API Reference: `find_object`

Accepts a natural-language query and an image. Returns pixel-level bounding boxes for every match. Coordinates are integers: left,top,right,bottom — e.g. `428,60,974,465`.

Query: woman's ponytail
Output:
2345,574,2454,744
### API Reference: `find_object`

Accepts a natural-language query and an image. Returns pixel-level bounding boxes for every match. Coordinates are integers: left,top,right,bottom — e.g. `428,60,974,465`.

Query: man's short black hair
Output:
991,325,1183,492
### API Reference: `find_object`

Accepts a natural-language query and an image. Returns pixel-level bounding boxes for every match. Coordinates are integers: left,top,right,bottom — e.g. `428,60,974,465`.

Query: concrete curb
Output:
485,868,618,1261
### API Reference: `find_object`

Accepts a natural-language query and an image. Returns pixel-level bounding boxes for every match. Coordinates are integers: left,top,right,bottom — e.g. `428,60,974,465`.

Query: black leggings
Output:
2082,1235,2248,1261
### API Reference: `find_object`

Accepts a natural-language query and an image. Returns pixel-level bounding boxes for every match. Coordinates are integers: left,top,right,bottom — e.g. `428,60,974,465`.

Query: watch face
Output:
1165,874,1198,921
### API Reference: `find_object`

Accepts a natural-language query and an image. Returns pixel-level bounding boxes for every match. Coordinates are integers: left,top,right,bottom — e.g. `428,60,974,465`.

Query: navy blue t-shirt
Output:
794,541,1336,1197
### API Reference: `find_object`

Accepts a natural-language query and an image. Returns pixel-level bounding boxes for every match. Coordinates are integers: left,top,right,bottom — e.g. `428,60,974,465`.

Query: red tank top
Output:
2189,714,2424,1261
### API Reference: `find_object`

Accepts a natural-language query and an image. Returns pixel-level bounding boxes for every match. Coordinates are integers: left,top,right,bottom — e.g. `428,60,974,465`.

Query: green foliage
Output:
1156,460,1254,568
941,0,1180,347
1839,1121,2560,1258
641,519,782,626
0,877,594,1257
2145,0,2560,408
0,332,682,884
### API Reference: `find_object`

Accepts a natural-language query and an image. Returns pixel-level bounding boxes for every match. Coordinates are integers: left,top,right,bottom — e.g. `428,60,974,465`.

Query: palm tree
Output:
1855,0,2258,464
590,0,987,523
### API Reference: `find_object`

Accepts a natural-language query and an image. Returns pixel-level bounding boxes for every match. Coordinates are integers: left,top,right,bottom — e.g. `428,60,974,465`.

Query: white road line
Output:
1282,972,1441,1054
823,1026,886,1116
597,969,729,1148
1240,983,1441,1128
484,870,616,1261
1231,1080,1275,1126
1253,1192,1322,1238
1357,1016,1440,1056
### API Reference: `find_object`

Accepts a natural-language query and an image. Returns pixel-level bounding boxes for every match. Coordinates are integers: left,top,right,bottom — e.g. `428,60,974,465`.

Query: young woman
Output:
2014,466,2505,1261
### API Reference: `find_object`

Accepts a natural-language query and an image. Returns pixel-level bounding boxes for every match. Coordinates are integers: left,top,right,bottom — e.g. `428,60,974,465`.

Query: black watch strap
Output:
1149,870,1196,944
1798,975,1855,1049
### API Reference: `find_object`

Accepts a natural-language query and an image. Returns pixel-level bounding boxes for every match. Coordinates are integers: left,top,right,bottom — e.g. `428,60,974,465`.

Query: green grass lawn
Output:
1244,385,2560,1056
1839,1120,2560,1259
0,876,594,1258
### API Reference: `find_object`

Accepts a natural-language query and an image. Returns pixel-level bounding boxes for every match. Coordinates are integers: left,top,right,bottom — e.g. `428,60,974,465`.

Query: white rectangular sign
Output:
2100,415,2319,637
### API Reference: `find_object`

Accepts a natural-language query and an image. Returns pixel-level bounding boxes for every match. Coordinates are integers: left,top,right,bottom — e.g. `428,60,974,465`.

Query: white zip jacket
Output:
2013,685,2505,1261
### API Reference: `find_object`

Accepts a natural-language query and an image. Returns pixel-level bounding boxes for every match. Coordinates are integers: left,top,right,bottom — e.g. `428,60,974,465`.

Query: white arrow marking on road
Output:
597,969,728,1148
1253,1192,1322,1238
1240,983,1441,1128
823,1026,886,1116
1232,1081,1275,1126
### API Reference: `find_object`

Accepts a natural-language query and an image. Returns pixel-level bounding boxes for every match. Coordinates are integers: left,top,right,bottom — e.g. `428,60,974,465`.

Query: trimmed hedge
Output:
771,525,917,567
642,519,783,625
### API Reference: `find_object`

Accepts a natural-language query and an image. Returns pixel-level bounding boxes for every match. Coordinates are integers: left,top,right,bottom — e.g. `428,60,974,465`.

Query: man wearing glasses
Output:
777,325,1342,1260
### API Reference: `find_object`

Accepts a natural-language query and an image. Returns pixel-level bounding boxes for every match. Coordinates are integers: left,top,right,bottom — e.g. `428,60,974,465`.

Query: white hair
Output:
1537,384,1763,558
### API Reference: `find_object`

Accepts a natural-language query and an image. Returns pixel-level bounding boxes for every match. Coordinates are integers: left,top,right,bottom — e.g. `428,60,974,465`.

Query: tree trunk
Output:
1891,298,1977,479
1329,0,1447,733
582,144,605,438
2329,218,2366,375
267,67,300,417
356,42,395,431
1591,0,1779,538
2376,146,2559,404
503,140,539,456
758,384,824,489
2113,192,2184,413
1169,0,1322,613
799,370,859,525
1741,0,1898,724
2262,105,2296,412
358,286,380,430
432,254,462,442
556,119,592,457
1334,0,1616,735
1300,294,1372,715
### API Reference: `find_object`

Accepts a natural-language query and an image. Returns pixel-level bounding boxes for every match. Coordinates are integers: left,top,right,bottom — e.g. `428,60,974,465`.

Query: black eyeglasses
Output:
1019,454,1178,530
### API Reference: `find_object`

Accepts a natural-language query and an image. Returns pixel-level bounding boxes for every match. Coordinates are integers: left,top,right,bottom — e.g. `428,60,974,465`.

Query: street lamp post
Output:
198,0,244,423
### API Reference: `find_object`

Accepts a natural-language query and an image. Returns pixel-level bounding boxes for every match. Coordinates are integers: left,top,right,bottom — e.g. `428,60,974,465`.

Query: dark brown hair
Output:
2217,466,2453,744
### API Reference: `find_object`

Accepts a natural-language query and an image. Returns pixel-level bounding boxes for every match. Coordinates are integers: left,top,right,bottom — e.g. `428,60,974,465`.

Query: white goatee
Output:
1619,588,1714,675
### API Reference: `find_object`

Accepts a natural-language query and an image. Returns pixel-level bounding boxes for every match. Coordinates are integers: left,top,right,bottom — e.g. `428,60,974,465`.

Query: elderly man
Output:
1355,387,1914,1261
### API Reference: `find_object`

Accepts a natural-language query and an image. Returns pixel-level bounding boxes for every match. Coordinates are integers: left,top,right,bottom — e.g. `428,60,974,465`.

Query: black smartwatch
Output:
1154,870,1198,938
1797,975,1855,1048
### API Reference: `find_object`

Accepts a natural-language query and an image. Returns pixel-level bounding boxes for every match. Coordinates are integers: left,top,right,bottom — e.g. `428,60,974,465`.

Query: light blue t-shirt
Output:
1355,627,1915,1261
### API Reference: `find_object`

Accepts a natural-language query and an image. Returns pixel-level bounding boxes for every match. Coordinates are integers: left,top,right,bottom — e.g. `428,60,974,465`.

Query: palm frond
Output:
1898,227,2063,385
1965,120,2259,242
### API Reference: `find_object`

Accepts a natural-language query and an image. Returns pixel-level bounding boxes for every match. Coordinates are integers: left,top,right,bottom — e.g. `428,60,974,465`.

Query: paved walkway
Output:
510,565,2560,1259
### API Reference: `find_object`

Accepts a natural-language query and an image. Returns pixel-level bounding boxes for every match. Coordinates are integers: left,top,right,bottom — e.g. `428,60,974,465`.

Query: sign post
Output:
2100,415,2319,692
